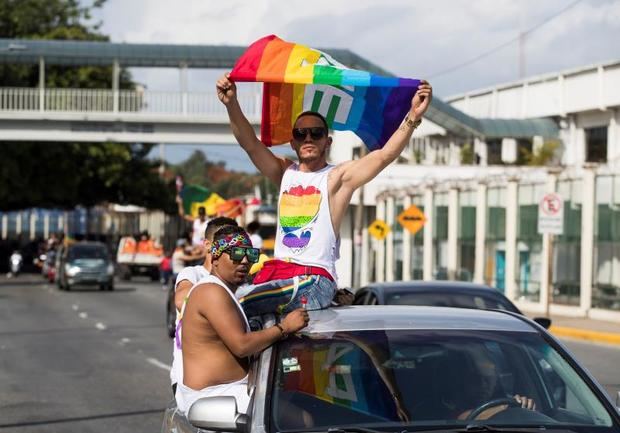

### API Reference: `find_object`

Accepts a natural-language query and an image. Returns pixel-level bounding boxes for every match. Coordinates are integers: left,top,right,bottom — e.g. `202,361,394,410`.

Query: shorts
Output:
238,275,337,317
175,376,250,416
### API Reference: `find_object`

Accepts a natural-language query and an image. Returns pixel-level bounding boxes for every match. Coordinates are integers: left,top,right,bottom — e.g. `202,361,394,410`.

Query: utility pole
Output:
353,145,367,288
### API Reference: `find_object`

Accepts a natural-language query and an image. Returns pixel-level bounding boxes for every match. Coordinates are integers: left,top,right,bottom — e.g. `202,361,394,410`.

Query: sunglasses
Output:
225,246,260,263
292,127,327,141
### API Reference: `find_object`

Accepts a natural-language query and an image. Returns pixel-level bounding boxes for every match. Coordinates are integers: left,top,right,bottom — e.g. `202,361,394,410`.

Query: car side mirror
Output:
188,396,248,432
533,317,552,329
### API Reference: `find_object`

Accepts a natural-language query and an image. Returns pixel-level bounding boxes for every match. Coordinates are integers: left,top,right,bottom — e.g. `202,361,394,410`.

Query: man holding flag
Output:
216,35,432,317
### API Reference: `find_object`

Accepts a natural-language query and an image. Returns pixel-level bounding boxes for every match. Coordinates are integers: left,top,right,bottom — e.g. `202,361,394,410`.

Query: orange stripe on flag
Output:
257,39,294,82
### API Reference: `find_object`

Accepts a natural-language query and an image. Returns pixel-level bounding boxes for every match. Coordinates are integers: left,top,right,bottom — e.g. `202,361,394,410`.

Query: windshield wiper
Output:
458,426,577,433
328,427,386,433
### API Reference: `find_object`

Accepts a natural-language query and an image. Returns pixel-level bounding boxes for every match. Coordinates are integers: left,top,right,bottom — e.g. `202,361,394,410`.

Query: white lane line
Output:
78,312,88,319
146,357,171,371
95,322,107,331
72,304,79,311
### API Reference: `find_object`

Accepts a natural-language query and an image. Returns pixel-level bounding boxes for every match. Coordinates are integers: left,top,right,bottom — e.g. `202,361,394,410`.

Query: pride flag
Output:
230,35,420,151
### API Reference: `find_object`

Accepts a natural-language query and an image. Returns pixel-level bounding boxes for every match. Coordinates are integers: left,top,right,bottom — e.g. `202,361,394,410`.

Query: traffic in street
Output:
1,274,619,433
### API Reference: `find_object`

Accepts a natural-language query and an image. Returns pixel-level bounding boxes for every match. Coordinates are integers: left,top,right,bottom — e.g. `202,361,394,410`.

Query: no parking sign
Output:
538,193,564,235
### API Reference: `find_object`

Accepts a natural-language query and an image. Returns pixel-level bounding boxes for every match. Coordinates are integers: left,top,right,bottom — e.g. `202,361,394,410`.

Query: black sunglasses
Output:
292,127,327,141
225,246,260,263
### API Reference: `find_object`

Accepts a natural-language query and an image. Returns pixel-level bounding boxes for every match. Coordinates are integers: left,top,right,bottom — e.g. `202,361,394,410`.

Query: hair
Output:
212,225,250,245
295,111,329,131
205,216,238,241
246,220,260,234
197,206,206,215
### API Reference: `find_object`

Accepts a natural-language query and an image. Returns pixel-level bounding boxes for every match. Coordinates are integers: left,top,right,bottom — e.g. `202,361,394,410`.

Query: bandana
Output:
211,233,252,259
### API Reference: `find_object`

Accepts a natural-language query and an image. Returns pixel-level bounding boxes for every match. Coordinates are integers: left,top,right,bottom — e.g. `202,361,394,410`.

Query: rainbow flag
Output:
230,35,420,151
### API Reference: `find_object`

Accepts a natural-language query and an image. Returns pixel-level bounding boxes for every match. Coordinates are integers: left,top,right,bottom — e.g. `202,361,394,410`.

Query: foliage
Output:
0,0,170,211
519,140,561,166
173,150,278,201
460,142,474,165
0,143,174,210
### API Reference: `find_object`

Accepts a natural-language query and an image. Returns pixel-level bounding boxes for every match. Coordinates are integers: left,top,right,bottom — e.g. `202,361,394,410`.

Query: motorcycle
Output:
9,251,23,277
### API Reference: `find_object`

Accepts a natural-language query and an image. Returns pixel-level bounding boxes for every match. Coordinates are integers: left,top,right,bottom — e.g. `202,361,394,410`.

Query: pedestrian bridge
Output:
0,86,261,143
0,38,558,144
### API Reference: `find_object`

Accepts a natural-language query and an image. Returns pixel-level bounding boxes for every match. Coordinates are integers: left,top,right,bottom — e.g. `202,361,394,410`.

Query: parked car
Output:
162,306,620,433
353,280,551,329
57,242,114,291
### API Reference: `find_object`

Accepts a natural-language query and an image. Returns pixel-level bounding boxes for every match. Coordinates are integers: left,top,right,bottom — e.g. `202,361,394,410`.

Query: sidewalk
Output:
541,314,620,346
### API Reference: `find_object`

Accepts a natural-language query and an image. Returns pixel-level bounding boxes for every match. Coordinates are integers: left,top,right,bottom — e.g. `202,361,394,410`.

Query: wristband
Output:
275,323,288,339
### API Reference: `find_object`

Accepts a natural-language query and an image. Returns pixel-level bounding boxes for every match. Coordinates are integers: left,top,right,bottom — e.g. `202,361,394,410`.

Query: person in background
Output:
177,196,212,250
246,220,263,250
160,250,173,290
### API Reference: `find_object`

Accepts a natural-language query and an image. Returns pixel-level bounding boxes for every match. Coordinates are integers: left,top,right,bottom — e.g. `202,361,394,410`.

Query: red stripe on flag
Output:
230,35,276,81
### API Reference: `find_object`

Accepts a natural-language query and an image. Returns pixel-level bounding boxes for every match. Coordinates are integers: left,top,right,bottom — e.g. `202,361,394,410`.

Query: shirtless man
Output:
170,216,238,394
175,225,308,415
216,74,432,317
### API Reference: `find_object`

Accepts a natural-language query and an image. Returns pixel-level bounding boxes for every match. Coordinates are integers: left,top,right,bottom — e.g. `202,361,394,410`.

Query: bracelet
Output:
275,323,288,339
404,115,422,130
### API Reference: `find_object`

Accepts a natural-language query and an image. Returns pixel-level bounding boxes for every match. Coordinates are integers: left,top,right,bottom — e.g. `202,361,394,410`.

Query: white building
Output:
332,59,620,322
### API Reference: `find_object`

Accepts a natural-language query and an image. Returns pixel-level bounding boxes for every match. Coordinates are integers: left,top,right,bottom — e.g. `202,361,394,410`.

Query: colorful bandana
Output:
211,233,252,259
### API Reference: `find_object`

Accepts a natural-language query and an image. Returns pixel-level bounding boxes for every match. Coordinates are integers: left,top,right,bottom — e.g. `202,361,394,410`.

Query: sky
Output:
93,0,620,171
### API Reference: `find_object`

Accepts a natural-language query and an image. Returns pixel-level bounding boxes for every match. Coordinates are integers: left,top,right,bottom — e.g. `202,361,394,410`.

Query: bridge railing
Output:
0,87,262,118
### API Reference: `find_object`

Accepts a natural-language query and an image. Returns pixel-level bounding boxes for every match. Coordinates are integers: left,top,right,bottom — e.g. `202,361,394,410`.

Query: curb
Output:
550,325,620,346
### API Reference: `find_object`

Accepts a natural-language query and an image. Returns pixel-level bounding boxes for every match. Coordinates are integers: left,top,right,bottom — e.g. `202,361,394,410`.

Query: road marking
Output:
72,304,79,311
78,312,88,319
119,337,131,345
146,357,171,371
95,322,107,331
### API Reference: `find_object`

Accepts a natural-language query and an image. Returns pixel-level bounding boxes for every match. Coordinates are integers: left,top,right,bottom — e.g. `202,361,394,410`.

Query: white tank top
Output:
275,163,339,280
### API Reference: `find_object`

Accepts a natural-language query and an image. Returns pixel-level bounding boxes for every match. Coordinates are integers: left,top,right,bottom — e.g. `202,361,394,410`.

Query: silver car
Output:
162,306,620,433
57,242,114,291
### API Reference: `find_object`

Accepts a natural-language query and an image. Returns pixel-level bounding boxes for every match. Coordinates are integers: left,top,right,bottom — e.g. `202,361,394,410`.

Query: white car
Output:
162,306,620,433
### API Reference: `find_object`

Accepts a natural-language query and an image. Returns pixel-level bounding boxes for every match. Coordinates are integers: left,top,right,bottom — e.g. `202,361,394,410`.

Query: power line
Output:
427,0,583,79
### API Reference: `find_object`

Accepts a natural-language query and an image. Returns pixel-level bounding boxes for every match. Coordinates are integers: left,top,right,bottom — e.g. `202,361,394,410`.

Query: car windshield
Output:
385,291,519,313
68,245,107,261
270,330,615,432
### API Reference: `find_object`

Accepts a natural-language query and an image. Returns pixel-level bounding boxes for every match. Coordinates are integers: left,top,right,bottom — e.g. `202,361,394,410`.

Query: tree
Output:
0,0,172,211
173,150,278,201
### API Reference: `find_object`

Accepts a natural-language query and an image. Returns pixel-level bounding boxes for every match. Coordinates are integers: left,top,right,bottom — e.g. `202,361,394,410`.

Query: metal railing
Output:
0,87,262,118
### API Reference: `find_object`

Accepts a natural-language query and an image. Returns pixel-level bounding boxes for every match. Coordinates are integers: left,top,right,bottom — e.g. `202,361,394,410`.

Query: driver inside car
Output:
439,346,536,420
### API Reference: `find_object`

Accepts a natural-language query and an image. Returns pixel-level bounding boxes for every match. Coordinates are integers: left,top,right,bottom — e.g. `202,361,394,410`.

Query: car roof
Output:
69,241,106,248
303,306,536,334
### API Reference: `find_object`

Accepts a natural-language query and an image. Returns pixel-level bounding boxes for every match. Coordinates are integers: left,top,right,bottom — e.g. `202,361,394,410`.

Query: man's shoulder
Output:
176,265,209,285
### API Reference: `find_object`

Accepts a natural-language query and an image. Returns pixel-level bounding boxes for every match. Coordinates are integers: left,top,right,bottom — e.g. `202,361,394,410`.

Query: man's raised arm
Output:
338,81,433,193
216,74,292,185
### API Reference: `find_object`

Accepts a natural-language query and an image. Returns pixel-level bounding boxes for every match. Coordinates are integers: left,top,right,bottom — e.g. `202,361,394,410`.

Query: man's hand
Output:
280,308,310,334
514,394,536,410
410,80,433,121
216,73,237,106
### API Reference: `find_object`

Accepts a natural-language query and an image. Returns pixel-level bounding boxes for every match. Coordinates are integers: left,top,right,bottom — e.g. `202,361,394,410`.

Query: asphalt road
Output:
1,274,619,432
0,274,173,433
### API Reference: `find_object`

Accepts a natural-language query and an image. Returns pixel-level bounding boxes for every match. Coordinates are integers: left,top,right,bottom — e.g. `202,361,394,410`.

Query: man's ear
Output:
327,136,333,146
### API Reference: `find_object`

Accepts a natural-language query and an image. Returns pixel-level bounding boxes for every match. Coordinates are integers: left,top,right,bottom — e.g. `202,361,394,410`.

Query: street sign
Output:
368,219,390,241
398,205,427,235
538,193,564,235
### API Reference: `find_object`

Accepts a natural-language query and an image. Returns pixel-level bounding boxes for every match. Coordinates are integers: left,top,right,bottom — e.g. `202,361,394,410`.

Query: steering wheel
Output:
466,397,522,421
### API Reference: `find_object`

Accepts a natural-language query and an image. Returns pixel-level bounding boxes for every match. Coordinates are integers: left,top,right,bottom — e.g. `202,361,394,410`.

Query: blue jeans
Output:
238,275,337,317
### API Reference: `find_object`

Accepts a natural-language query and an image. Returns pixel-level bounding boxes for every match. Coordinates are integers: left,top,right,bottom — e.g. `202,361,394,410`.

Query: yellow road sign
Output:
398,205,426,235
368,219,390,241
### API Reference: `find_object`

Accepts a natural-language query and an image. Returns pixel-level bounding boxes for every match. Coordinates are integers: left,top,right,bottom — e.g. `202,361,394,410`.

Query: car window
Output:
269,330,614,432
67,245,107,261
386,291,520,313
